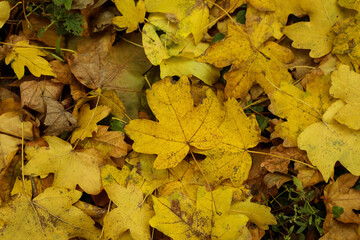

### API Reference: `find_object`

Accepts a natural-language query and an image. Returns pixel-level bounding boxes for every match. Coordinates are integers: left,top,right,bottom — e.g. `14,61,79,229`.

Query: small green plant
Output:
38,0,83,37
268,177,325,240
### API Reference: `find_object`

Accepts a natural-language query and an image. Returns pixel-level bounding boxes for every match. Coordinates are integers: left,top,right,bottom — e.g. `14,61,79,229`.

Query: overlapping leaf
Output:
125,76,225,169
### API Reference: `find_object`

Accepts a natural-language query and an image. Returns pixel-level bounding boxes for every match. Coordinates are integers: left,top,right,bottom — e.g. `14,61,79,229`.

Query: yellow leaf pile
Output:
3,0,360,238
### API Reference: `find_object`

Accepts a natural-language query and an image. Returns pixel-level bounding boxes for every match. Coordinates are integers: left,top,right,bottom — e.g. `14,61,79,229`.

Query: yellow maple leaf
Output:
70,103,111,144
196,98,261,186
198,23,294,99
5,40,54,79
145,0,209,44
0,1,10,29
298,98,360,181
102,179,153,239
149,187,251,240
268,70,333,147
124,76,224,169
24,136,105,194
96,89,127,119
0,187,101,240
283,0,347,58
112,0,146,33
245,0,303,47
330,64,360,130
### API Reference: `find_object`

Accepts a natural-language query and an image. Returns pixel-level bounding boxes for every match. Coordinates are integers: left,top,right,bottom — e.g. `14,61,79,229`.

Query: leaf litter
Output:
1,0,360,239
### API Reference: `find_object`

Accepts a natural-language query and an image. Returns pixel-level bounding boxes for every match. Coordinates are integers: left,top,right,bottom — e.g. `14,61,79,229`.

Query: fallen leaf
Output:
0,134,20,173
0,87,21,114
96,89,126,119
321,217,359,240
261,144,307,174
5,40,55,79
24,136,105,194
263,172,292,189
230,197,277,230
298,100,360,181
0,111,34,139
196,98,261,186
330,64,360,130
245,0,303,47
0,1,10,29
70,103,111,144
332,15,360,66
199,23,294,99
80,125,130,159
145,0,209,44
160,57,220,86
0,187,101,240
112,0,145,33
324,173,360,224
42,97,77,136
20,79,64,113
149,186,251,240
338,0,360,12
283,0,347,58
125,76,224,169
125,152,170,194
102,181,153,239
68,32,151,118
269,70,333,146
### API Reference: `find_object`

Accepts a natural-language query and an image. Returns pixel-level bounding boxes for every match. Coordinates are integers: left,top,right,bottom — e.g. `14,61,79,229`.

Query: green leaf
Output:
110,118,125,133
332,206,344,219
211,33,225,44
236,4,247,24
293,177,304,192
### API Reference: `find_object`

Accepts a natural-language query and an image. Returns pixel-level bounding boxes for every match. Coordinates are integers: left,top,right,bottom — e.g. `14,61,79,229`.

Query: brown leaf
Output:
295,161,323,188
263,172,292,189
321,216,359,240
68,32,151,117
80,125,130,159
261,144,308,174
0,88,21,114
50,60,74,85
324,173,360,224
20,80,64,113
42,97,77,136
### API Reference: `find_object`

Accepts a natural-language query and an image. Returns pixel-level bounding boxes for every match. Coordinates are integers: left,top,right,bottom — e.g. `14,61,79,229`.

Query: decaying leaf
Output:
324,173,360,224
80,125,130,159
24,136,105,194
5,40,55,79
20,79,64,113
0,111,34,139
125,76,224,169
0,187,101,240
68,32,151,118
